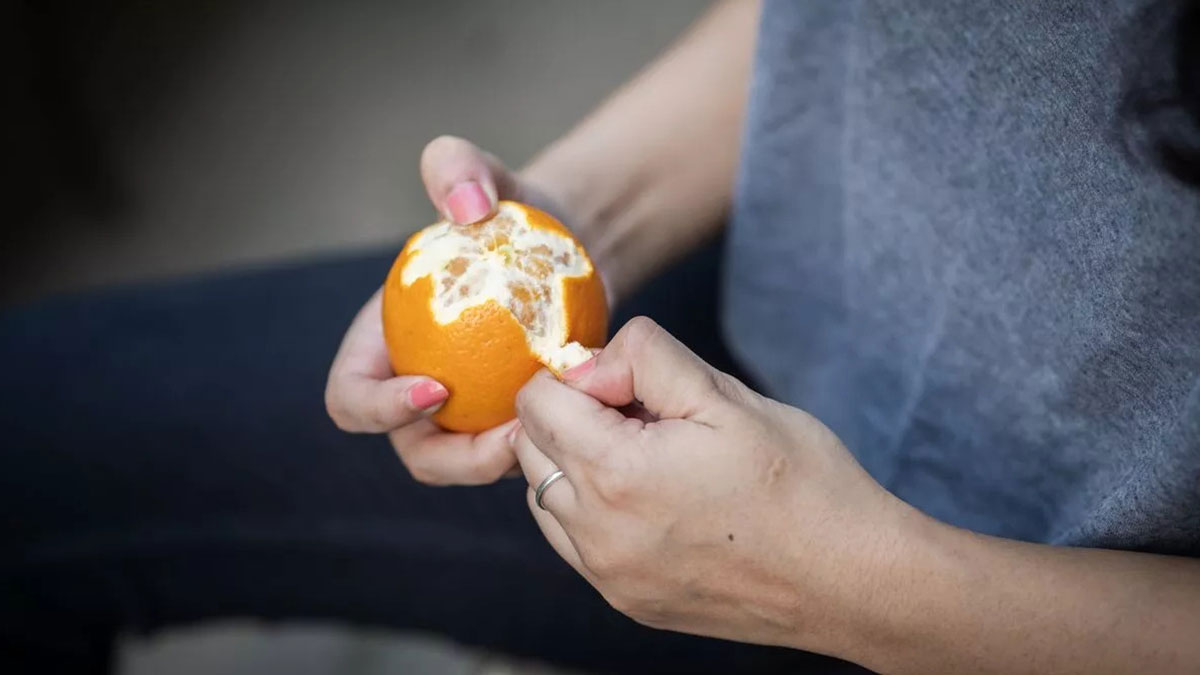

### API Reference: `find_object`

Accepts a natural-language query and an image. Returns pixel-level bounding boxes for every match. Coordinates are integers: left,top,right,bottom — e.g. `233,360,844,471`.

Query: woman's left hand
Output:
511,317,922,655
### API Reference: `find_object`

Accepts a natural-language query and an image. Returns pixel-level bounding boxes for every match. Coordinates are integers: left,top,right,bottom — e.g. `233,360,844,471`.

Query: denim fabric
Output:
0,244,862,674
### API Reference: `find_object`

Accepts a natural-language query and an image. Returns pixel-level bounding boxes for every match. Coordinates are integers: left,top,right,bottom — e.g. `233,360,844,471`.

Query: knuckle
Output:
580,533,641,578
709,370,738,396
582,546,625,577
587,441,613,468
371,385,415,431
514,382,534,416
330,414,355,433
404,460,445,487
619,316,662,352
594,470,633,506
604,591,635,616
702,371,738,405
477,463,509,484
591,450,640,500
467,451,512,485
324,388,355,432
693,370,752,415
711,370,751,402
367,396,397,430
514,373,551,417
393,445,445,486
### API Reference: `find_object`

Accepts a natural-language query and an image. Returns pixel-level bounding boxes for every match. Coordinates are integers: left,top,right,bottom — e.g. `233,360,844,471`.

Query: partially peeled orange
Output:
382,201,608,433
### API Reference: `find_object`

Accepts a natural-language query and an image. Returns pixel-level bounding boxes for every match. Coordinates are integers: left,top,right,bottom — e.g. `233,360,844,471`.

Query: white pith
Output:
400,202,595,372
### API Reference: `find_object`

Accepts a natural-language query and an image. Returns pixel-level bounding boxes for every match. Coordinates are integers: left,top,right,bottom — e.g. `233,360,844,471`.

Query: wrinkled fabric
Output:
724,0,1200,552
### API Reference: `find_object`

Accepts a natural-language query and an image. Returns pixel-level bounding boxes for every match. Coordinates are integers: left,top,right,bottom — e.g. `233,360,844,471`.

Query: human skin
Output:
511,317,1200,674
325,0,757,484
327,1,1200,671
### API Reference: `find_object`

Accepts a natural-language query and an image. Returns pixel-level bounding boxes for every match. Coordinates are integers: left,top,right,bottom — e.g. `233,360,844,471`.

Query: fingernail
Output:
445,181,493,224
408,380,449,410
506,420,522,445
562,356,596,382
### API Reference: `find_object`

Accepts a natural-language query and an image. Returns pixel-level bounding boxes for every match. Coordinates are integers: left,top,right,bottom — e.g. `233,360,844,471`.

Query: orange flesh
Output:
382,201,608,433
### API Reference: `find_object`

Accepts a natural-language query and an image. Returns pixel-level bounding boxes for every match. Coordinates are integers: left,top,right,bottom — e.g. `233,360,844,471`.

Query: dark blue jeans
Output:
0,243,863,674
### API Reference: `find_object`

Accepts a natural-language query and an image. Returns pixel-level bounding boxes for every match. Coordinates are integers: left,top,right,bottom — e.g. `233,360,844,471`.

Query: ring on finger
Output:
534,469,567,511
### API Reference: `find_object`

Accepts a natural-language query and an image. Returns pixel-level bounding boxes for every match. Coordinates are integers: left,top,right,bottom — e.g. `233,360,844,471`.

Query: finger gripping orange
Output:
382,201,608,433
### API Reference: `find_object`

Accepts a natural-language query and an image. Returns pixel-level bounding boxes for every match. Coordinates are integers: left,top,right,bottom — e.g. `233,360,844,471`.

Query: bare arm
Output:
522,0,760,302
838,512,1200,674
465,3,1200,670
502,312,1200,674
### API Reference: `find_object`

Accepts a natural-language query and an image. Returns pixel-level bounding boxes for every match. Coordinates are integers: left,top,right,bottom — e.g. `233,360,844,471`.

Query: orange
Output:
382,200,608,433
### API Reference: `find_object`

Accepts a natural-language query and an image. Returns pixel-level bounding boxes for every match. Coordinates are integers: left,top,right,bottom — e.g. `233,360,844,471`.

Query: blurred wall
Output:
4,0,706,302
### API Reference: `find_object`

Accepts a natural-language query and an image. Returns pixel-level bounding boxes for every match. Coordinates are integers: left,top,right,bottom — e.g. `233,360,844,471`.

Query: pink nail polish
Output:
409,381,449,410
445,181,493,224
562,356,597,382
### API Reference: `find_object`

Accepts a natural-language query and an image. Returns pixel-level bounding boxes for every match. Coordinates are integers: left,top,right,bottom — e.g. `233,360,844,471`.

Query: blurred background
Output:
4,0,704,303
5,0,705,672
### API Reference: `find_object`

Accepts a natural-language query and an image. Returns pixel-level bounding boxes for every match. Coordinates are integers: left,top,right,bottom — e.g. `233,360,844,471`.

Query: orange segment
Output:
382,201,609,433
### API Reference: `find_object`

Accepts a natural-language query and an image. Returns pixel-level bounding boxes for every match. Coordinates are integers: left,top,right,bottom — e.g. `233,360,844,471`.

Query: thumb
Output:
419,135,520,224
563,316,726,422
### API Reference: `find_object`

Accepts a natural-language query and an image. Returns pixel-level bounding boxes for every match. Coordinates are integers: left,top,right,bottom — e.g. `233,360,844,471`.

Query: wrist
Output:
781,490,961,667
518,144,610,243
518,155,641,305
519,132,730,306
823,502,977,672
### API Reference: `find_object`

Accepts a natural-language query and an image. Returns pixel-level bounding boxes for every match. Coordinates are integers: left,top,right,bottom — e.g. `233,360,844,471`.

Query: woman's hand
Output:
510,317,920,655
325,0,760,485
324,136,570,485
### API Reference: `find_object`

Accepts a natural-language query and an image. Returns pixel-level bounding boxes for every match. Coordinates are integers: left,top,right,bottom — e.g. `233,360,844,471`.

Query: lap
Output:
0,243,849,674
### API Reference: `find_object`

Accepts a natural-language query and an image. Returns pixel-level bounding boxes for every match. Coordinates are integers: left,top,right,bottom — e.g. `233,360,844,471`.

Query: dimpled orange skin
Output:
382,202,608,433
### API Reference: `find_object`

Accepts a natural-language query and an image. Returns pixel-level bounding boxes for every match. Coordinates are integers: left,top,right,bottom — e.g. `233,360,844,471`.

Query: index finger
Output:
563,316,723,422
389,418,518,486
514,370,633,471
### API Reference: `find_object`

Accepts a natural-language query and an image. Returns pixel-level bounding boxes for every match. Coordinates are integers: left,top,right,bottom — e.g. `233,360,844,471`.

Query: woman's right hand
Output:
323,136,574,485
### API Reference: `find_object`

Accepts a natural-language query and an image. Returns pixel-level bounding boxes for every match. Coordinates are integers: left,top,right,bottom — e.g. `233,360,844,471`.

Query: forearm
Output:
521,0,760,302
837,510,1200,674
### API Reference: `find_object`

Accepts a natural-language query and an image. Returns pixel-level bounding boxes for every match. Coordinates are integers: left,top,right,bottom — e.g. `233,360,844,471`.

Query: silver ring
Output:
534,469,567,510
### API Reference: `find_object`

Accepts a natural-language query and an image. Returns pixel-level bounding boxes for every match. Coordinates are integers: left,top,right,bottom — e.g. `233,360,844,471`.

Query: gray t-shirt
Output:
724,0,1200,553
